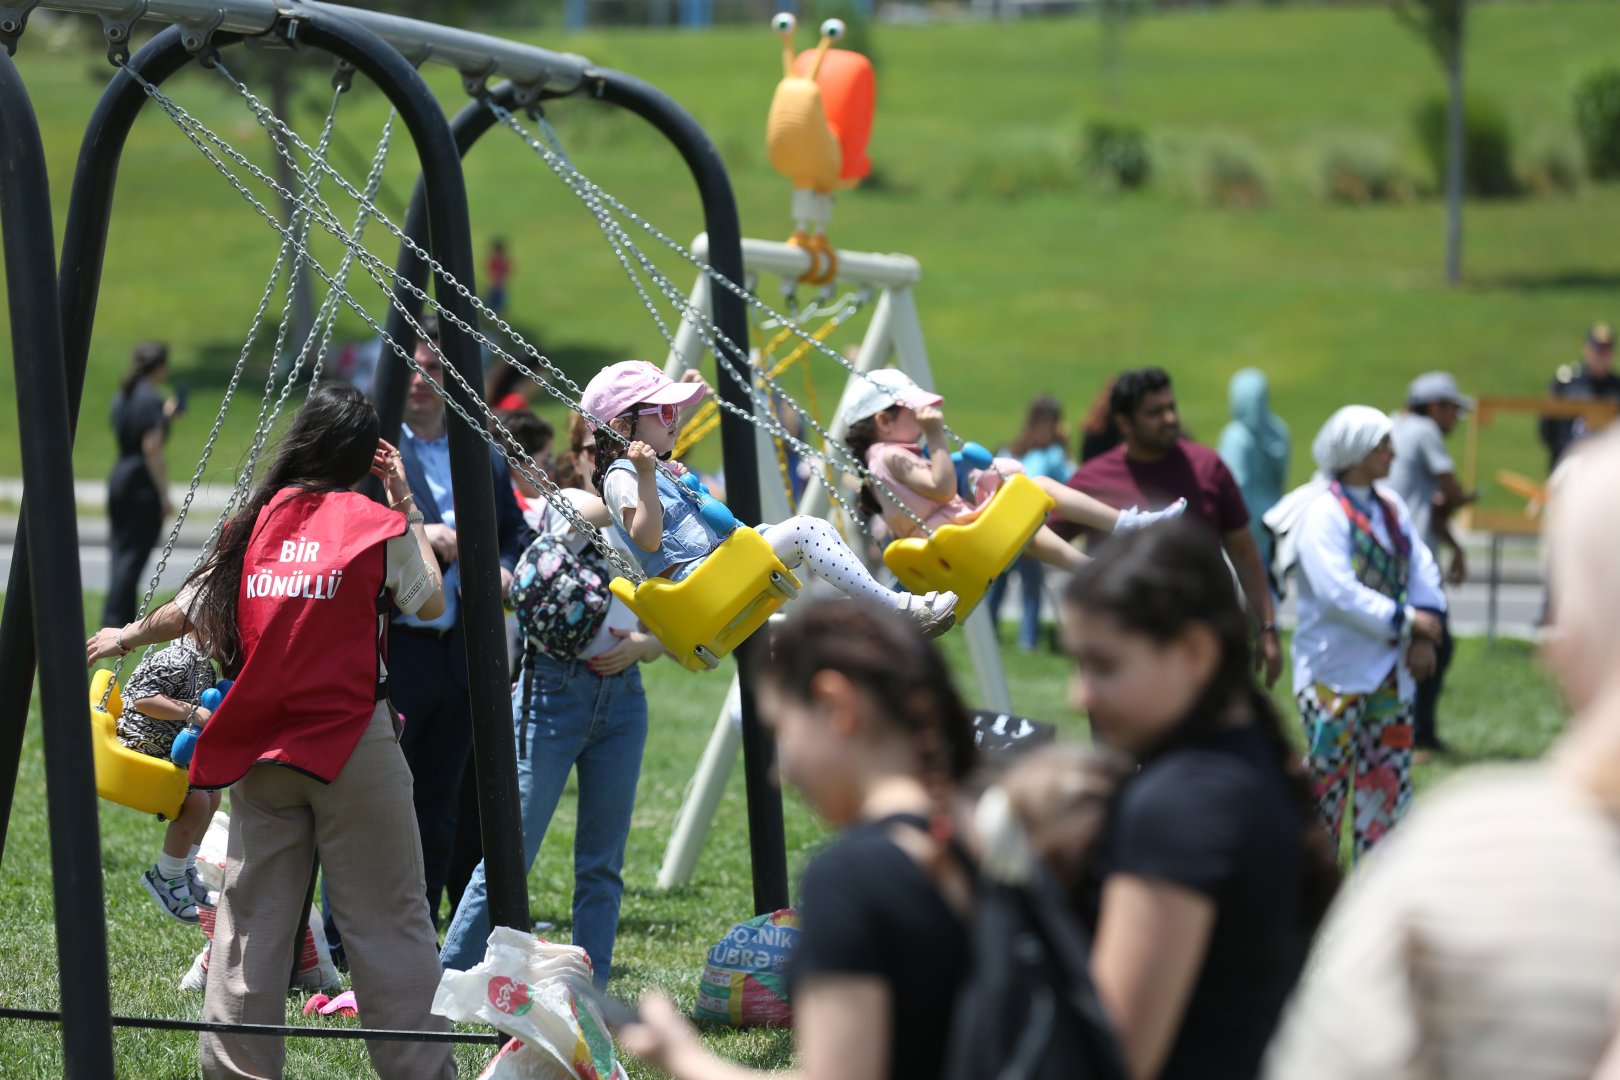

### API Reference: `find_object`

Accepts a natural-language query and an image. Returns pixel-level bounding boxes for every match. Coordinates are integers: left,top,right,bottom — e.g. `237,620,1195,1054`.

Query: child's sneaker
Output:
1115,498,1188,533
896,590,958,640
142,864,200,924
184,865,217,909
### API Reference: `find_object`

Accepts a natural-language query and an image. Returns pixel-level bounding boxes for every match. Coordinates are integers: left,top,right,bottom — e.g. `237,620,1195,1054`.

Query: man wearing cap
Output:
1389,372,1476,759
1541,322,1620,469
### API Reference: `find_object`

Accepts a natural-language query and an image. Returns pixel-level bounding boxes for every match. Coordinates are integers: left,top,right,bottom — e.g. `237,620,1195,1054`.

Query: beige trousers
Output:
200,702,455,1079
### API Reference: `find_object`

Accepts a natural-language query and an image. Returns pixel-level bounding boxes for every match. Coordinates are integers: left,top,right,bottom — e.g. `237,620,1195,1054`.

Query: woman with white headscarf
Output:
1263,405,1445,857
1265,429,1620,1080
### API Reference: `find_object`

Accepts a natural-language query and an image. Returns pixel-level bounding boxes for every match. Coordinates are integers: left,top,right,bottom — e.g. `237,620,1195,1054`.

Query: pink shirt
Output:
864,441,974,538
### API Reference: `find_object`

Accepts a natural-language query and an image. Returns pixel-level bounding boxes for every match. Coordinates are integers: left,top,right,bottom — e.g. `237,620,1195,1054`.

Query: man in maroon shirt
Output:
1056,367,1283,686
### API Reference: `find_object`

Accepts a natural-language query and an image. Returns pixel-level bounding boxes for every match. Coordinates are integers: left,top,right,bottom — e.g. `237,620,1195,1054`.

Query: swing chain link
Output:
134,64,644,582
509,107,935,538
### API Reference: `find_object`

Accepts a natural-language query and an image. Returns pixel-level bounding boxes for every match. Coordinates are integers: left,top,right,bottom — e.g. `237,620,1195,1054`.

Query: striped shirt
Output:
1265,766,1620,1080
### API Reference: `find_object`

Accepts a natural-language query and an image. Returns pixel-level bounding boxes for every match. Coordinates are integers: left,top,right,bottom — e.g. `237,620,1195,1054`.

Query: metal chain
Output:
502,108,984,457
99,69,350,703
514,109,931,537
128,68,644,582
207,64,709,522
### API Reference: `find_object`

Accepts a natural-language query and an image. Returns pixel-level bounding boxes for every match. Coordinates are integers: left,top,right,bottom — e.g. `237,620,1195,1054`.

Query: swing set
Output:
0,5,1055,1070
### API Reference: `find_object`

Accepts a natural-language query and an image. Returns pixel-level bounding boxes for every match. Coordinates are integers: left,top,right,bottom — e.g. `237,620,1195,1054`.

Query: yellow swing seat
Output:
610,527,804,673
88,669,189,820
882,472,1056,620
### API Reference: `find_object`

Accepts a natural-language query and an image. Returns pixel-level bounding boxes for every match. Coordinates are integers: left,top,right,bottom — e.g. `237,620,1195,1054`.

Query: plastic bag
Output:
434,926,626,1080
693,908,800,1028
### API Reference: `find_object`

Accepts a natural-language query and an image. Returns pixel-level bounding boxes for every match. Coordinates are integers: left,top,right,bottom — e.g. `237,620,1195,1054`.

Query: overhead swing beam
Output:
0,47,117,1079
371,73,790,915
21,0,593,93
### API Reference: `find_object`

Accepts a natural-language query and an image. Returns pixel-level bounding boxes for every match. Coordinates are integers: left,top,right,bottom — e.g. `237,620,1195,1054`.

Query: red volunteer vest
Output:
190,488,406,789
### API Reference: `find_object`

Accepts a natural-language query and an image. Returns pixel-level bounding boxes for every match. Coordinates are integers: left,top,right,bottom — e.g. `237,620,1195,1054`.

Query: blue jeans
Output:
986,554,1045,651
440,653,648,985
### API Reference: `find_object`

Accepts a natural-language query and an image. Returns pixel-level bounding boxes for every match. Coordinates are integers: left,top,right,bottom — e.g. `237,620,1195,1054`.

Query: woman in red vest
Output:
92,385,451,1079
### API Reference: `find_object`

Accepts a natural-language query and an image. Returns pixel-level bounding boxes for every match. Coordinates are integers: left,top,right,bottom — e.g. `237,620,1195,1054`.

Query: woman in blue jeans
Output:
442,422,662,984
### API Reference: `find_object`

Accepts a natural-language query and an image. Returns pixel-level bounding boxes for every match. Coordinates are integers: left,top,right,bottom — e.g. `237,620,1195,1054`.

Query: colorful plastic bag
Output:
434,926,626,1080
693,908,801,1028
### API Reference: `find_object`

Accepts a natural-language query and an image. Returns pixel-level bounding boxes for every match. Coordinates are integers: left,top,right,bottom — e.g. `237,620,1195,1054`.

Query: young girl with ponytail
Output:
1064,520,1339,1080
620,600,977,1080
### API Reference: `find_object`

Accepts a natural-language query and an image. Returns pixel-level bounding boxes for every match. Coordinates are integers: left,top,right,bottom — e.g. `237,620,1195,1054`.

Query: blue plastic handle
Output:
200,687,223,712
950,442,994,499
679,471,739,535
170,725,200,766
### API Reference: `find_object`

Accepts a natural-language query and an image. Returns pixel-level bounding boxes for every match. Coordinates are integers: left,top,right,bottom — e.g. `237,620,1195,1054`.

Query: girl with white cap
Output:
1264,405,1447,857
583,361,959,638
842,369,1185,572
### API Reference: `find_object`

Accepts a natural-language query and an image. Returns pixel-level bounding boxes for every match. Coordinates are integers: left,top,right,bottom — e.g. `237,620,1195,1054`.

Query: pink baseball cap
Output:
581,360,706,425
840,368,944,426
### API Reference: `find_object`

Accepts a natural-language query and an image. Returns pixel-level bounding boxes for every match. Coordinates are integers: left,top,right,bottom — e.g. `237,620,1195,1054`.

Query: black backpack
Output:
942,863,1127,1080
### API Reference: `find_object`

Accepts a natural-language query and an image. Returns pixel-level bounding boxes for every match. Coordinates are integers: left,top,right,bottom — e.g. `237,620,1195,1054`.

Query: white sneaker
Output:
179,950,208,992
184,865,217,910
896,590,958,640
142,864,200,924
1115,498,1188,533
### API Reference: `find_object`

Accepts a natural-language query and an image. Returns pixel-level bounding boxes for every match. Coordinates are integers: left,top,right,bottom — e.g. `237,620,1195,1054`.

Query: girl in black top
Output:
104,342,179,628
1065,521,1339,1080
621,601,976,1080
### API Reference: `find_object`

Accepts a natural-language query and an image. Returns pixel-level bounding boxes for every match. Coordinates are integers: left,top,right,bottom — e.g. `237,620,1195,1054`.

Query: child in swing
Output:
843,370,1186,569
584,360,960,638
113,634,223,924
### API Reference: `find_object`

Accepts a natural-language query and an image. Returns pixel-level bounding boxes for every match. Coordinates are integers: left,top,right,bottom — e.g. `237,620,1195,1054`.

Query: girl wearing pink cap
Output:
583,361,959,638
843,370,1184,571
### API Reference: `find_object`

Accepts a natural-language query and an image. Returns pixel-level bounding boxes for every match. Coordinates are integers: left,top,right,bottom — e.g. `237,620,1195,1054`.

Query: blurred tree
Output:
1395,0,1467,286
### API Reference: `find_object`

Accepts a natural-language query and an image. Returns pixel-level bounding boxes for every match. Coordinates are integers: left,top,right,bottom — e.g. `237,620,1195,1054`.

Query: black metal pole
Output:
587,69,789,914
0,47,116,1080
0,28,238,871
294,9,528,935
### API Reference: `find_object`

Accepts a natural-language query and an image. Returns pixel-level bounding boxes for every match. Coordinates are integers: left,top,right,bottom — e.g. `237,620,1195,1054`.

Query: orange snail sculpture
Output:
764,13,875,285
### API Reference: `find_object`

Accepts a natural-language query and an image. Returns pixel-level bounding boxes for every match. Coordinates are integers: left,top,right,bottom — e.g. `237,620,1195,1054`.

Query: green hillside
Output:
0,1,1617,509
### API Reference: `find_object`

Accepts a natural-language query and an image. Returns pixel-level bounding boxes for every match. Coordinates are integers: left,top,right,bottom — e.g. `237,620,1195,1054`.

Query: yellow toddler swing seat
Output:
88,669,189,820
610,528,804,673
882,472,1055,620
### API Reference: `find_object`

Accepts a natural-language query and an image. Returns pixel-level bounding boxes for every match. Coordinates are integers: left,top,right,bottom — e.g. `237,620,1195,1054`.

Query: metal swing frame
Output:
0,6,783,1075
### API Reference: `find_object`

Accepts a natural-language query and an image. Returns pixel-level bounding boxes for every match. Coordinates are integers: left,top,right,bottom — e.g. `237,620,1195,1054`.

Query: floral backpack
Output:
510,529,612,661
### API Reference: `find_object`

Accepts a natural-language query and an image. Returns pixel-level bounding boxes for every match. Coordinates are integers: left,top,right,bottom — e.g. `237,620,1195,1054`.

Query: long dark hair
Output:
1065,520,1340,927
843,409,898,520
1008,394,1064,458
182,385,381,672
589,410,643,497
759,599,977,791
120,342,169,398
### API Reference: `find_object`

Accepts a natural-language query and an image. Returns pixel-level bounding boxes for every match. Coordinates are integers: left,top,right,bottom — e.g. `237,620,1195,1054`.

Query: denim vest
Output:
607,459,720,581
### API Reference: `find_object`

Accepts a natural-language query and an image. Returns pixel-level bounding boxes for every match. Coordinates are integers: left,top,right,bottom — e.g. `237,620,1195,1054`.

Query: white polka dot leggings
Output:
760,516,900,609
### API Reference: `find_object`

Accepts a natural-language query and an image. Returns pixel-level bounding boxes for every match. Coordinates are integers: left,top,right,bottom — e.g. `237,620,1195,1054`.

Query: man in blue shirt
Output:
392,316,528,926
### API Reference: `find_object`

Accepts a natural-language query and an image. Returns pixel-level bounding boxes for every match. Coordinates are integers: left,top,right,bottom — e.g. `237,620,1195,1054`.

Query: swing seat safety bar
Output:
883,472,1054,620
88,670,189,820
611,528,802,673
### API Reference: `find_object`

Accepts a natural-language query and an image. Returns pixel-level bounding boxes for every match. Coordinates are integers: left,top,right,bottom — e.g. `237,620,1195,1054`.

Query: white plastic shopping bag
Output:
434,926,627,1080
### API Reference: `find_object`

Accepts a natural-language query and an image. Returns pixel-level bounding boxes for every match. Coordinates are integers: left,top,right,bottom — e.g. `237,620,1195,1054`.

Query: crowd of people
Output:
83,317,1620,1080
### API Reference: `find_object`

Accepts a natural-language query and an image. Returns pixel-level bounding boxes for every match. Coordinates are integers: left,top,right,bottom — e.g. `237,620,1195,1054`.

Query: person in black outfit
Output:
1065,521,1340,1080
1540,321,1620,469
620,601,976,1080
104,342,180,629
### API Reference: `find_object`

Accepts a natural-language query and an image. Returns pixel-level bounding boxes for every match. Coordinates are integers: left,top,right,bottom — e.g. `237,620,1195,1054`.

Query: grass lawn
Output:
0,584,1569,1077
0,0,1617,525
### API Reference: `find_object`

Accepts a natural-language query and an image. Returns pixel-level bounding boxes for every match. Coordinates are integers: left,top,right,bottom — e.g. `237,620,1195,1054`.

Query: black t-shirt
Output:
790,817,969,1080
111,380,167,459
1091,724,1311,1080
